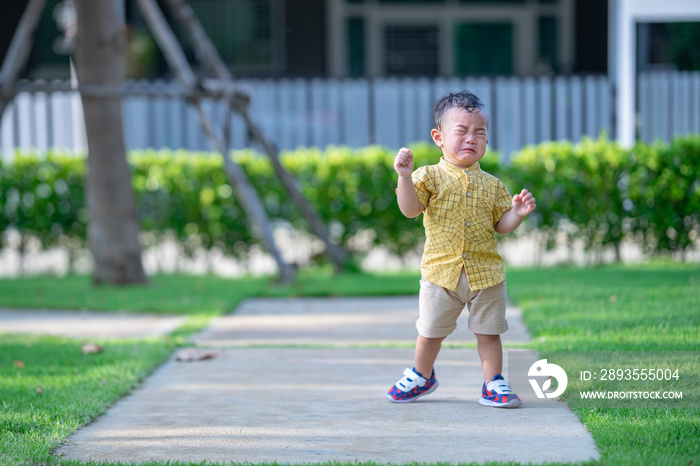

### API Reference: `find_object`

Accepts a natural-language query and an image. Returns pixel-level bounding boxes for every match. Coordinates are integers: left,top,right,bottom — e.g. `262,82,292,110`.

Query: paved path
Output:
0,309,183,339
194,296,531,346
49,296,599,465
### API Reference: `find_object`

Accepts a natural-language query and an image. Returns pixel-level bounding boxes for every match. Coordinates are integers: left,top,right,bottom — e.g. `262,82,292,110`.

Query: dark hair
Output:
433,90,487,130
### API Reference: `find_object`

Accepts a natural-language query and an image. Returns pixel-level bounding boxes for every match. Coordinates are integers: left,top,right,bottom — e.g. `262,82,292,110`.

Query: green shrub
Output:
628,136,700,258
1,136,698,273
275,143,501,256
131,149,259,258
0,151,86,265
509,135,633,259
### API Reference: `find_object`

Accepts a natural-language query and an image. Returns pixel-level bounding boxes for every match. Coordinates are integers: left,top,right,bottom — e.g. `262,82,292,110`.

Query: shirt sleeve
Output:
411,166,433,210
492,180,513,225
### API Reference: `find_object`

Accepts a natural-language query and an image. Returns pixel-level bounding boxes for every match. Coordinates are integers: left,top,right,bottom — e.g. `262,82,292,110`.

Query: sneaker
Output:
387,367,438,403
479,374,522,408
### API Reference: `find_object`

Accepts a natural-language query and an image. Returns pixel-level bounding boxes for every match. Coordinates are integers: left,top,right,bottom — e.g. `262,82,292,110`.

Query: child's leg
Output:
468,282,521,407
415,334,446,377
476,332,521,408
387,274,466,402
467,281,508,382
413,275,465,377
475,333,502,382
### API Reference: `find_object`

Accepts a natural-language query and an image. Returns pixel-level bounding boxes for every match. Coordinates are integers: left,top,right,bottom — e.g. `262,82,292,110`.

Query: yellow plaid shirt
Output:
411,157,512,292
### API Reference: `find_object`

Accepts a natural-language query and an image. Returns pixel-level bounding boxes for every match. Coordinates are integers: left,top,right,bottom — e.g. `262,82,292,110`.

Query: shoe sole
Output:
478,397,522,408
387,380,439,403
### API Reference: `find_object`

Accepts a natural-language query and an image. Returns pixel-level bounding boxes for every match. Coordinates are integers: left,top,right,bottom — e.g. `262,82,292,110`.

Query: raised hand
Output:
512,188,536,217
394,147,414,177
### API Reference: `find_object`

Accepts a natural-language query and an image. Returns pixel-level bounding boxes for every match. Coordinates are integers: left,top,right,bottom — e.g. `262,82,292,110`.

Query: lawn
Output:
0,262,698,465
0,268,422,314
507,262,700,466
0,335,176,466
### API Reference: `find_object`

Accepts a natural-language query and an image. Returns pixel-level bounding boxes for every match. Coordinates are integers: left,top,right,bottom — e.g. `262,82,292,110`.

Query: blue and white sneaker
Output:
387,367,438,403
479,374,522,408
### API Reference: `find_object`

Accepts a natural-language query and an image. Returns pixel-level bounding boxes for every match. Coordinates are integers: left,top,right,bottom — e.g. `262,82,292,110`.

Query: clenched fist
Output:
394,147,414,177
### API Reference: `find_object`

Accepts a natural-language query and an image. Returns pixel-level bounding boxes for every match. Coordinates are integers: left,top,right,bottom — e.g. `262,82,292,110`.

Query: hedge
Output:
506,135,700,260
0,152,87,265
506,137,634,260
1,136,698,270
627,137,700,257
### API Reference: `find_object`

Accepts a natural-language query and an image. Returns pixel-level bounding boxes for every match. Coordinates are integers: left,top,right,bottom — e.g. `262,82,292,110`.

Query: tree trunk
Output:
73,0,147,285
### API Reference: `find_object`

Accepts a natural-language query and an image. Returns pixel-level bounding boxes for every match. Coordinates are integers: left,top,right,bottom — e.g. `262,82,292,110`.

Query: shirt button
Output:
462,253,467,258
467,192,472,197
465,221,471,227
466,171,471,176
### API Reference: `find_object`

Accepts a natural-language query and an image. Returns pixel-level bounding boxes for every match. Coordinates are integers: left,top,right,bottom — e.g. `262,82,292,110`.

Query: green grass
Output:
0,269,421,315
507,262,700,352
1,263,699,465
0,269,422,345
1,269,423,465
507,262,700,466
0,334,176,466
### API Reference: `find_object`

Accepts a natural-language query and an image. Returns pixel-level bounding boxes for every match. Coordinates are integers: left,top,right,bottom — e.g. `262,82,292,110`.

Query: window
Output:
454,22,513,75
348,18,365,77
330,0,575,77
384,25,439,76
189,0,283,72
538,16,558,74
27,0,70,79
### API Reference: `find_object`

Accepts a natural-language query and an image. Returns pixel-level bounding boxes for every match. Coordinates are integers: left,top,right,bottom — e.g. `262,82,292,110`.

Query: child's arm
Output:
494,188,536,234
394,147,424,218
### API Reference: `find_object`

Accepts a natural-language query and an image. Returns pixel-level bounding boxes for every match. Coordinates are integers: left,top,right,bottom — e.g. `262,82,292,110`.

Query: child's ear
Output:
430,128,442,147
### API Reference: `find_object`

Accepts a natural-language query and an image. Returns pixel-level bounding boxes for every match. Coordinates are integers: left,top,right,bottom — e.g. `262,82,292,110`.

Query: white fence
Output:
638,71,700,144
1,71,699,161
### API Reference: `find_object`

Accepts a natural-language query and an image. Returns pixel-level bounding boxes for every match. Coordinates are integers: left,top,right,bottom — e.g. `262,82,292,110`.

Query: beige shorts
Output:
417,270,508,338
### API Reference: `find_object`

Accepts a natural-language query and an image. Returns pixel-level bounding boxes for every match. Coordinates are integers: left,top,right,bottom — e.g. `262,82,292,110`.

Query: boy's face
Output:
430,107,489,168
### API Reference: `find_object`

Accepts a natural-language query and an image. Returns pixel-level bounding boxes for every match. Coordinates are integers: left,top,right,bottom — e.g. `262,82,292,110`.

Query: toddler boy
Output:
387,90,535,408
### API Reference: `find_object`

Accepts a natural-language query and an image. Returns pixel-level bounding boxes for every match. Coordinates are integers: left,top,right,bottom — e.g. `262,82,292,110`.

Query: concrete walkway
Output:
0,309,184,339
194,296,532,347
44,296,599,465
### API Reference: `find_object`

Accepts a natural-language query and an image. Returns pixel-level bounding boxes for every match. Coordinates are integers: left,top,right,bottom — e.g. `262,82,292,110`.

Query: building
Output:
327,0,597,78
2,0,614,80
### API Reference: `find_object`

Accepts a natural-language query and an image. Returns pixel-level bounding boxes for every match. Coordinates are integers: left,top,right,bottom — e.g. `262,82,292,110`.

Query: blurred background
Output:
1,0,699,280
2,0,699,158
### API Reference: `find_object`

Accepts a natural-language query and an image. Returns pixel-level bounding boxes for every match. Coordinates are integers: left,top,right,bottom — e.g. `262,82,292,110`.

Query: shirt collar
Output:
438,157,481,173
